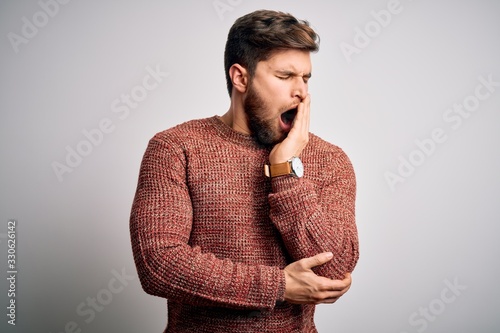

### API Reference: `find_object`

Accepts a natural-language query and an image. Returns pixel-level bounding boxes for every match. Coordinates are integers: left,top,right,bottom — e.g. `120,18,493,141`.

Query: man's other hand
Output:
283,252,352,304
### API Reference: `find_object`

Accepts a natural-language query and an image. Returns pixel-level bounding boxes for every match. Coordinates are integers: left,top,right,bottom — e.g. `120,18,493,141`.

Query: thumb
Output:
302,252,333,269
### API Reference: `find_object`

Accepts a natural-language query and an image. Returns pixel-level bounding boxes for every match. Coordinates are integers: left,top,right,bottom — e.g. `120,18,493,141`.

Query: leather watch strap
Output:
264,161,292,178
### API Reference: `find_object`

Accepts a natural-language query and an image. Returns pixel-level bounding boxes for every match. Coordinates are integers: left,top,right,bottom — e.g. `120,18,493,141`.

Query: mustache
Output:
281,100,302,113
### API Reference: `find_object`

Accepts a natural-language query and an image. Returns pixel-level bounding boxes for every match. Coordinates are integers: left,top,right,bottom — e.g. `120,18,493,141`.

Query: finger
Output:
317,274,351,294
294,94,310,134
333,275,352,292
336,282,351,295
316,297,339,305
313,286,345,303
300,252,333,270
340,273,352,291
302,94,310,131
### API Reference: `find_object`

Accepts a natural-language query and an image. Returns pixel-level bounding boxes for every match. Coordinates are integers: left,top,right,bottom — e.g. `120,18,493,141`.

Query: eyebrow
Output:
275,70,312,79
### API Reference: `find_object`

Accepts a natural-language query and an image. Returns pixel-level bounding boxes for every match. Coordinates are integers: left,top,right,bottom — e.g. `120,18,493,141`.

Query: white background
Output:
1,0,499,332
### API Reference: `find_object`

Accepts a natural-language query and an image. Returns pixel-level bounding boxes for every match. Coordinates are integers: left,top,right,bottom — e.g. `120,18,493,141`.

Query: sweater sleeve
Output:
130,136,285,310
268,147,359,280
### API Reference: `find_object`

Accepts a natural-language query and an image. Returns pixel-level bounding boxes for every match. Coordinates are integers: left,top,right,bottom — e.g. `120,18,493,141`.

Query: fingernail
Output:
325,252,333,259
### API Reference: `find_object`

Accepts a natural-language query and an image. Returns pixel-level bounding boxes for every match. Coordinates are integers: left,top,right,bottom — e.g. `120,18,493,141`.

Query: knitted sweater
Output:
130,116,359,333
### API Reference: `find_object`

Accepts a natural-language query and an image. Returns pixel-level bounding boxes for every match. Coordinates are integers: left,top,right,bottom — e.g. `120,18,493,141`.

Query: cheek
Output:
265,83,289,103
253,78,290,113
268,79,290,95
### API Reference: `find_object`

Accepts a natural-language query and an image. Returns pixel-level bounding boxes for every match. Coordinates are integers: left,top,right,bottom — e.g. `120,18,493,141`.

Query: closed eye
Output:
276,72,311,83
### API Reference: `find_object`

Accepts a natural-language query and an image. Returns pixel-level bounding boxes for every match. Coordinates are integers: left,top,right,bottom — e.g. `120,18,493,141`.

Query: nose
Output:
292,77,308,100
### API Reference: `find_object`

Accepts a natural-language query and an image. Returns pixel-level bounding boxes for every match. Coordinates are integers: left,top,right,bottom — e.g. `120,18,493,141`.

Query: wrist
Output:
268,155,289,165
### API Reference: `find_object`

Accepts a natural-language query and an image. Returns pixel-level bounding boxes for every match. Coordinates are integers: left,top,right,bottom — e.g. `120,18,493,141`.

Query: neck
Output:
221,95,250,135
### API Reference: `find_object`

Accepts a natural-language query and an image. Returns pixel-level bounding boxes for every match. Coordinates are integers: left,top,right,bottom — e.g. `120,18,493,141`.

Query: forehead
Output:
258,49,312,74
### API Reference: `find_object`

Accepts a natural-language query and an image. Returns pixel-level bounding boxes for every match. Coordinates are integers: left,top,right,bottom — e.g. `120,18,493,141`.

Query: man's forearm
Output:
268,153,359,280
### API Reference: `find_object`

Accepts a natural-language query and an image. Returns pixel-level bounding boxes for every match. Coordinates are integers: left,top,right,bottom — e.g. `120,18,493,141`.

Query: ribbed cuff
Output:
271,176,301,193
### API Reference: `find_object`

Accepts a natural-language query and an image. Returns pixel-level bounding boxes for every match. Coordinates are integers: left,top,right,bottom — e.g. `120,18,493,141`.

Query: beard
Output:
243,84,286,146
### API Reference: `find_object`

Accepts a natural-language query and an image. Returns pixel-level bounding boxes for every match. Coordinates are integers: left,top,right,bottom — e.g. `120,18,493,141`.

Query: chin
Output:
254,131,282,147
247,111,290,146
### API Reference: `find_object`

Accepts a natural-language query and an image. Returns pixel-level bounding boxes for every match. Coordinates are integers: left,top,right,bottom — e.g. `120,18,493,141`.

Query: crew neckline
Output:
209,115,270,151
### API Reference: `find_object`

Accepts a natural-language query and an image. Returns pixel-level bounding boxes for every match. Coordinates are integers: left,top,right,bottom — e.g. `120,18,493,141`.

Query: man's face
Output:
243,49,311,146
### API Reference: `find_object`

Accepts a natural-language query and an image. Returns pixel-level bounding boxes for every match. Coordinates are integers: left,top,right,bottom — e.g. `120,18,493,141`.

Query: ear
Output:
229,64,249,94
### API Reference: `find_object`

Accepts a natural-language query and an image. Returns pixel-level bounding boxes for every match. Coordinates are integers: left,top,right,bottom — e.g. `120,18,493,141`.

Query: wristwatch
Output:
264,156,304,178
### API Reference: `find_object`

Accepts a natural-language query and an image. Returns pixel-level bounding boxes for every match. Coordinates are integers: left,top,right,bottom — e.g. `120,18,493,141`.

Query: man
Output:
130,9,359,332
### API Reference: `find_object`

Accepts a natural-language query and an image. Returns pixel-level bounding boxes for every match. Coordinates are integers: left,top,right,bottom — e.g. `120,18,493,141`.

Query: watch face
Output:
291,157,304,178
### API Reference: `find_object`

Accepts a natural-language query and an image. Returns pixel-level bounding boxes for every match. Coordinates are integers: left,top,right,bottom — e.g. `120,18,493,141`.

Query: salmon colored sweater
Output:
130,116,359,332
